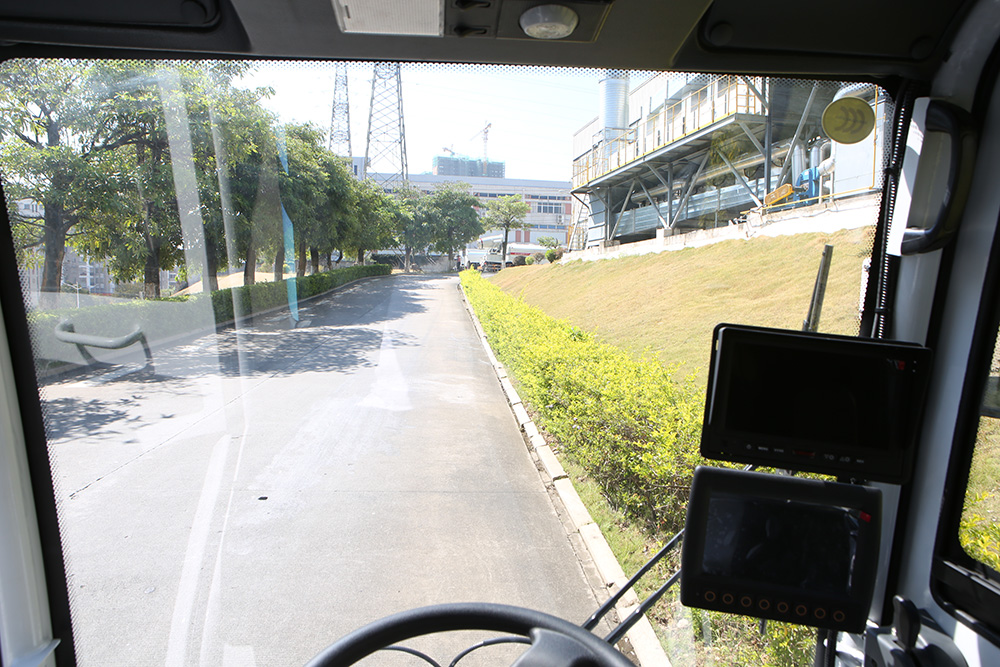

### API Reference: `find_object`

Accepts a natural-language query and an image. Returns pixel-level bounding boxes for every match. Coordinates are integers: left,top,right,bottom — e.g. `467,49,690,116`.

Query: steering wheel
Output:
305,602,636,667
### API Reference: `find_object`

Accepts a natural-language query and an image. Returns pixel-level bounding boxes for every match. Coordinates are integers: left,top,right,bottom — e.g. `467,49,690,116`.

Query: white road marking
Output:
359,325,411,411
165,434,231,666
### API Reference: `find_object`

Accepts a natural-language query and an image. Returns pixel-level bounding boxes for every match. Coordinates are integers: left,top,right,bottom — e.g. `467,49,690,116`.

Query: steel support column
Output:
670,151,711,228
716,149,763,207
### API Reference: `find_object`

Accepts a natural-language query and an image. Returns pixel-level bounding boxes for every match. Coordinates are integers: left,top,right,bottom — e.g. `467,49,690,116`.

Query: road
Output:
41,274,604,666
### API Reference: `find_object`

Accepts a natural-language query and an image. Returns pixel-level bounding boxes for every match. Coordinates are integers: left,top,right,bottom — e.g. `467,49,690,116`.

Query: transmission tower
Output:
363,63,408,191
328,63,352,157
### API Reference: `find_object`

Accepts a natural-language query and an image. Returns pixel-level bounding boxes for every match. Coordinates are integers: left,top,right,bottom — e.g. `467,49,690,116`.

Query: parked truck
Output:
481,242,548,271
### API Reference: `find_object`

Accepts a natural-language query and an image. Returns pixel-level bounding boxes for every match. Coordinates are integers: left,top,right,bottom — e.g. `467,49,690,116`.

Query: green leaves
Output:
461,270,703,534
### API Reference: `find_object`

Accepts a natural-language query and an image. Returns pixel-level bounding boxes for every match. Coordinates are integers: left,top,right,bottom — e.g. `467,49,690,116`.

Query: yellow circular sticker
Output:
822,97,876,144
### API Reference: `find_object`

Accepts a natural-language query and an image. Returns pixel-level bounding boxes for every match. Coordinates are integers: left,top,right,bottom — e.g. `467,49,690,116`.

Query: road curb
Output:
459,280,671,667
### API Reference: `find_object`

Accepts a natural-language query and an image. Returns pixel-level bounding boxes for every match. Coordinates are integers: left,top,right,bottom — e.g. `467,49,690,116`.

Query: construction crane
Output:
470,122,491,162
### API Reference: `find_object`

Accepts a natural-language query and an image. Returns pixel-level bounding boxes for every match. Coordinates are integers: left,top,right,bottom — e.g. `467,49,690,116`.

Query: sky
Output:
239,62,607,182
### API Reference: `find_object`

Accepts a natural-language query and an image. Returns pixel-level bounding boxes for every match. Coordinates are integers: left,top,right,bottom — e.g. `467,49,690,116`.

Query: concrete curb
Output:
459,280,671,667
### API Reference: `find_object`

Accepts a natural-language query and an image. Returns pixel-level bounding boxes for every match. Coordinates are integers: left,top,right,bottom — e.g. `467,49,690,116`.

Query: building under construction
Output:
571,72,886,248
433,155,505,178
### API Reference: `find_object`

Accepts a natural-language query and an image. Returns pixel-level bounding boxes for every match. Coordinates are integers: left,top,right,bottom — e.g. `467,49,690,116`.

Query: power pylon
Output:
328,62,352,157
363,63,408,191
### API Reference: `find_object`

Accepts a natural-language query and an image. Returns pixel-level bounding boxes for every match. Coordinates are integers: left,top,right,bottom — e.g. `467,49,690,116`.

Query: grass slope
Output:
490,226,874,385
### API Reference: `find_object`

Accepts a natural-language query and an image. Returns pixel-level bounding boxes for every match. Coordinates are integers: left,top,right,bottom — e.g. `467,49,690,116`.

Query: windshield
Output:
0,60,886,666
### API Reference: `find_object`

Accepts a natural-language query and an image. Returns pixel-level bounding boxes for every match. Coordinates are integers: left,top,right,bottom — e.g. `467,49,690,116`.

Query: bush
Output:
546,247,564,263
462,269,702,533
532,252,546,264
525,256,535,265
511,255,527,266
961,492,1000,571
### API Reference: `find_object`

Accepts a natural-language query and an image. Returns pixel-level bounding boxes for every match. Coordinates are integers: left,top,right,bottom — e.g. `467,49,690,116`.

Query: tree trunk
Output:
39,203,67,308
205,234,220,293
357,248,365,265
404,245,412,272
243,235,256,286
143,248,161,299
310,246,320,275
501,230,509,268
325,250,333,270
274,246,285,282
297,241,307,277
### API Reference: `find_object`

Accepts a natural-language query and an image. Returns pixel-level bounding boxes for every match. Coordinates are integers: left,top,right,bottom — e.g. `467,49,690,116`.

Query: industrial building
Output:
571,72,884,248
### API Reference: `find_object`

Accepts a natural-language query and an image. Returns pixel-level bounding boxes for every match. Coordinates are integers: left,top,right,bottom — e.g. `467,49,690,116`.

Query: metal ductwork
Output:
599,69,629,131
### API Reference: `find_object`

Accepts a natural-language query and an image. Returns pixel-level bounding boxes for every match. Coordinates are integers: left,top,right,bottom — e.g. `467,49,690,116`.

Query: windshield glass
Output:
0,60,886,666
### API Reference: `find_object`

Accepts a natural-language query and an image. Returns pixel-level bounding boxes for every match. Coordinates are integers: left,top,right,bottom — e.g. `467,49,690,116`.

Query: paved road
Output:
42,274,603,666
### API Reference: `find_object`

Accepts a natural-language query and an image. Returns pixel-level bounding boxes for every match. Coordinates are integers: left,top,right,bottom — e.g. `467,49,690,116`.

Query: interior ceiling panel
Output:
0,0,981,81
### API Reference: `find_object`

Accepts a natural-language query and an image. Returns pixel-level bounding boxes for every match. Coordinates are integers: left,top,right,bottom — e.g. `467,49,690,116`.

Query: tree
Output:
312,152,357,272
0,60,147,303
427,182,482,265
343,178,397,265
395,185,434,272
481,195,530,268
276,122,327,277
536,235,558,248
209,94,280,287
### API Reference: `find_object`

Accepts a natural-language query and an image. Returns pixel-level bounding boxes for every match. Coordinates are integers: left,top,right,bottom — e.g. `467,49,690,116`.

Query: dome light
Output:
519,4,579,40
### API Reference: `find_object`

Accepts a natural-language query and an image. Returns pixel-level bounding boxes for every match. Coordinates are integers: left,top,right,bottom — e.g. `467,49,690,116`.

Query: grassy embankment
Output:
490,226,873,385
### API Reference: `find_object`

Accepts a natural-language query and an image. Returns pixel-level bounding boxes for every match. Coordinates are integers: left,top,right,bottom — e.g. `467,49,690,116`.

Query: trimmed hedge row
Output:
461,269,703,534
212,264,391,322
461,269,821,666
29,264,390,366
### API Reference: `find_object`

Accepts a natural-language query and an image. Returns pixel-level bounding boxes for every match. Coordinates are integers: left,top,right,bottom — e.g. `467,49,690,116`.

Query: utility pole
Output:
363,63,408,191
328,62,352,158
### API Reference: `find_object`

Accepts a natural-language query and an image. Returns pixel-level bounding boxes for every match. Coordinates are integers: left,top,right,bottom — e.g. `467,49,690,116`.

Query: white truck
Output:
482,241,548,271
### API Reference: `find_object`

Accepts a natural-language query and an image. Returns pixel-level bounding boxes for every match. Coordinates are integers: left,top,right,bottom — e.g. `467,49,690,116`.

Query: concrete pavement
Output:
41,274,609,666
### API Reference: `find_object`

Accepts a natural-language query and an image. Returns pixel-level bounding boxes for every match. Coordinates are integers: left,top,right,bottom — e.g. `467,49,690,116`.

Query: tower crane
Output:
470,122,491,163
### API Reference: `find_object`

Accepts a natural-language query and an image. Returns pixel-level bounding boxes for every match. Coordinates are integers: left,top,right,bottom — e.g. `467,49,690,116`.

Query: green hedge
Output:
461,270,820,666
28,264,390,366
461,269,703,534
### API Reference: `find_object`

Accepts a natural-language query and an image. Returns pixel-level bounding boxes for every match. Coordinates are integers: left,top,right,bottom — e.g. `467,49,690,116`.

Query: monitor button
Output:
703,591,717,603
740,596,753,608
777,601,790,614
795,604,808,617
722,593,735,605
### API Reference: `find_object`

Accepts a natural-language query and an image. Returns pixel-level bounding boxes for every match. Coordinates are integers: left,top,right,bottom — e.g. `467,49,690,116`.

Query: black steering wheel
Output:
305,602,636,667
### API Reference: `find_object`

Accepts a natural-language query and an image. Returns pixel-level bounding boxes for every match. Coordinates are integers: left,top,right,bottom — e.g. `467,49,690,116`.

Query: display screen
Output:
703,494,863,596
680,466,882,633
701,324,931,482
722,343,903,448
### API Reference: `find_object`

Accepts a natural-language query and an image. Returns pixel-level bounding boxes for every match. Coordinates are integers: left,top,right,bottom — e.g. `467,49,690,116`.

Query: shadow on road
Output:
43,396,142,442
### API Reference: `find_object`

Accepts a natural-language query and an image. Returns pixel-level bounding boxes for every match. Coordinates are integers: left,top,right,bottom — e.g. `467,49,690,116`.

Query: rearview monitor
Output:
681,466,882,633
701,324,931,483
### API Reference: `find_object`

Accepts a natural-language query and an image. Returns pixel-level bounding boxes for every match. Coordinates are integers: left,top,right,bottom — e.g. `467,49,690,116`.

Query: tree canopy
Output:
482,195,530,267
0,60,413,301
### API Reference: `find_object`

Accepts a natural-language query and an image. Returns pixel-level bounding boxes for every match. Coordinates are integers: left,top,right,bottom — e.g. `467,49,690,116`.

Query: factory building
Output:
571,72,885,248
